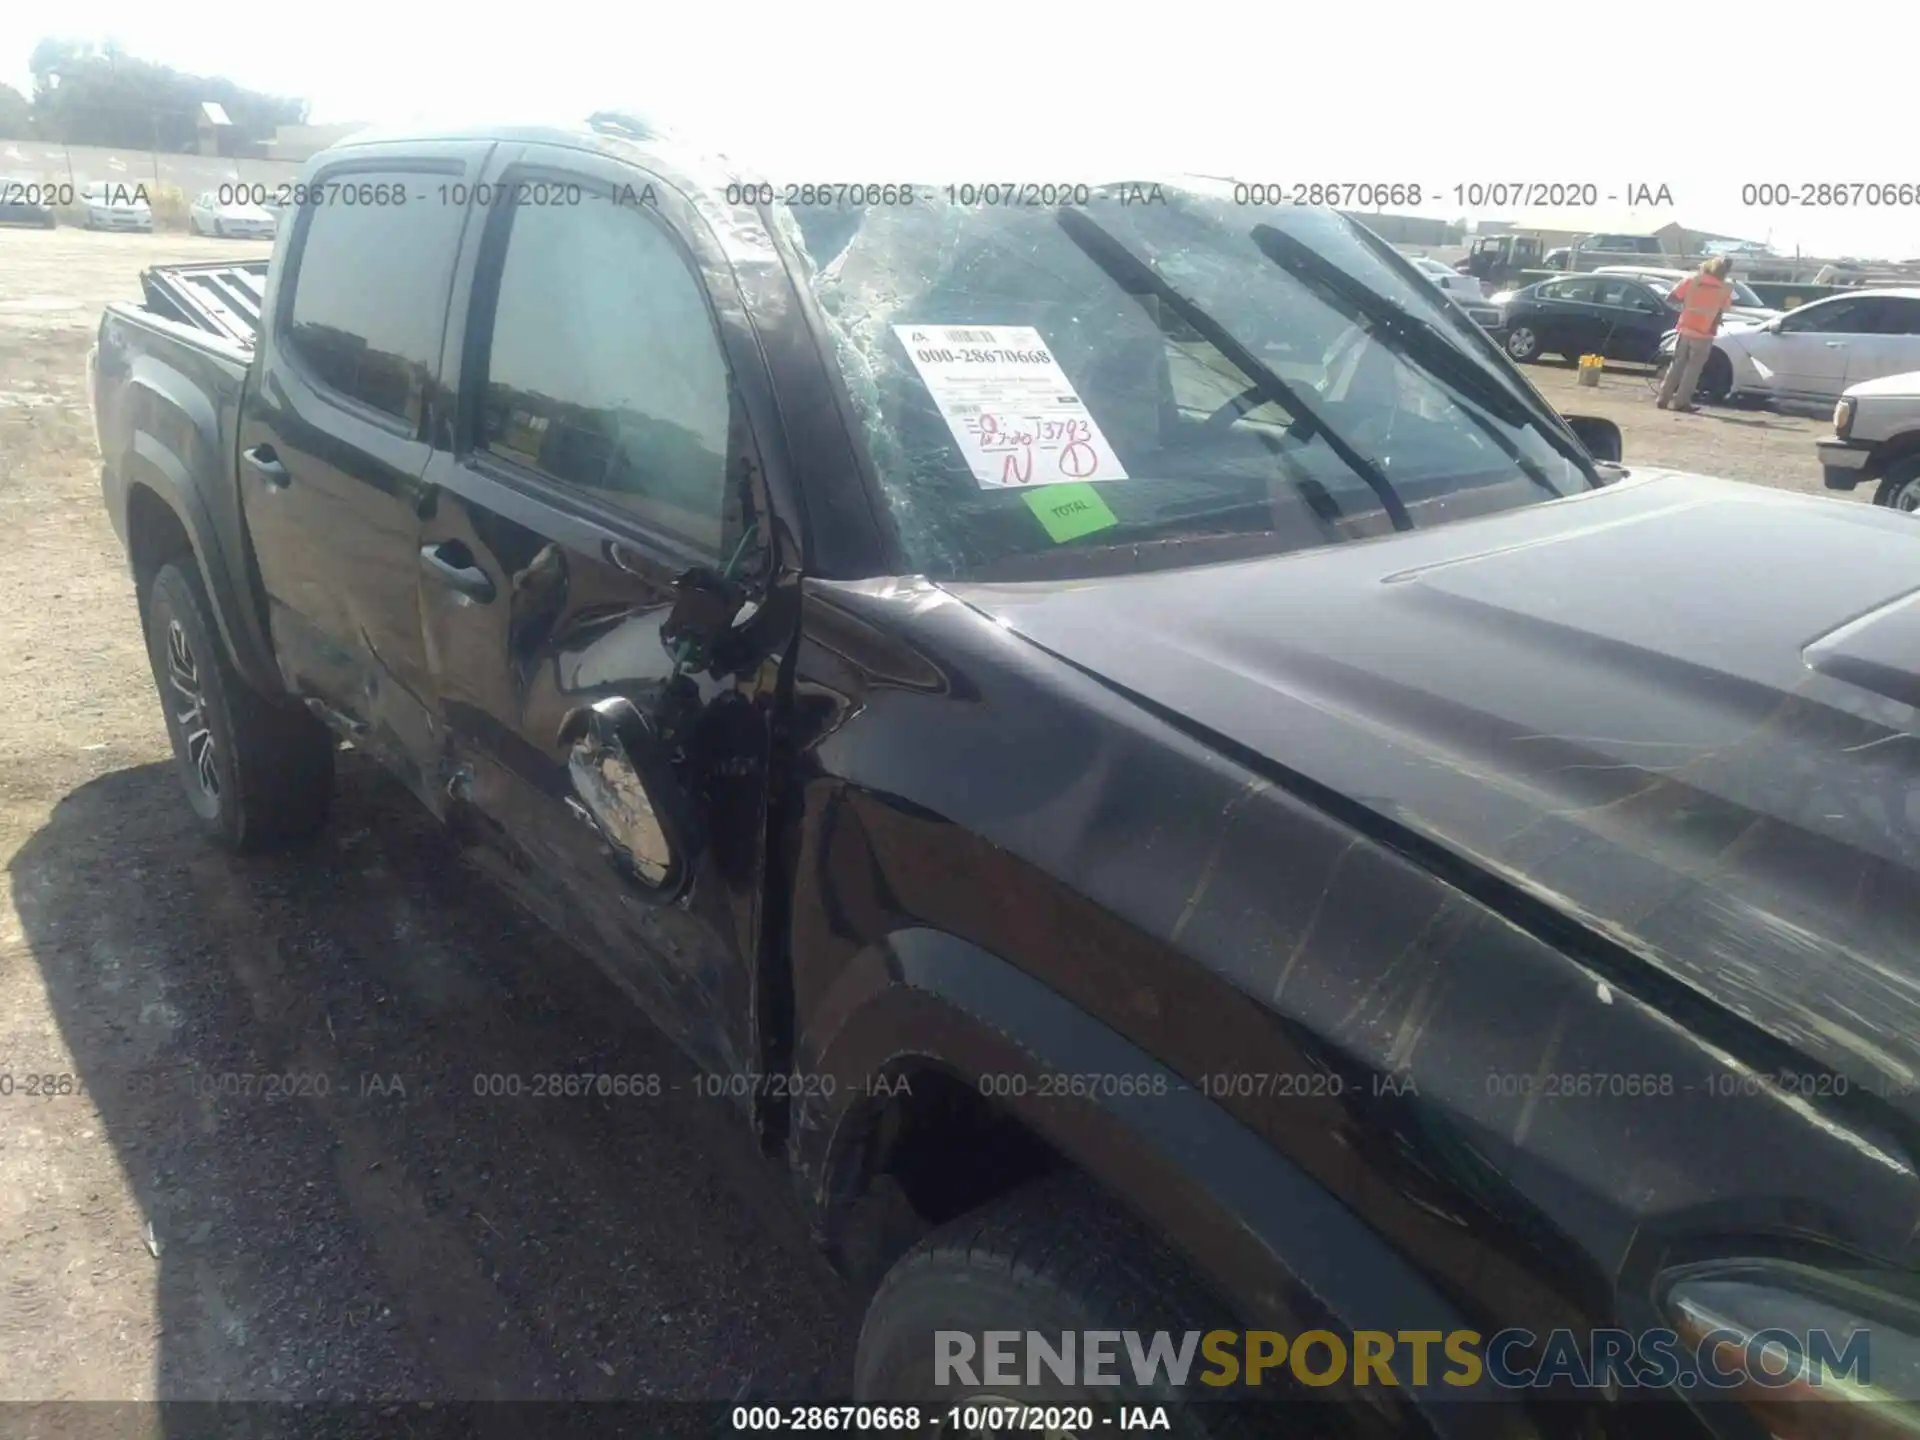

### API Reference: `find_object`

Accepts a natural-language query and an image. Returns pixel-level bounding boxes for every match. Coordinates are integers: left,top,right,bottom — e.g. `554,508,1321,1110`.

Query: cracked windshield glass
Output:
784,185,1594,580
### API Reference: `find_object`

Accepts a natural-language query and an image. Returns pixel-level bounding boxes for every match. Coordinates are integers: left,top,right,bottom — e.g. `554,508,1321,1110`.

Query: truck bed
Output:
138,260,269,347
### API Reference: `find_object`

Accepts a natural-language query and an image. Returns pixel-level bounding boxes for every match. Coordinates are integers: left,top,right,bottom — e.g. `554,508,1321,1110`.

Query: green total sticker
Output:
1023,483,1119,543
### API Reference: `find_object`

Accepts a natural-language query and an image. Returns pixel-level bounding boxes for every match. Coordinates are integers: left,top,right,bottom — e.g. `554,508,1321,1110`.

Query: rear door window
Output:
1871,297,1920,336
282,173,466,429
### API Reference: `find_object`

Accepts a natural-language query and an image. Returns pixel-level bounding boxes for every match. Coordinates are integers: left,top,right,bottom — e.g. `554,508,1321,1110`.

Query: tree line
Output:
0,40,306,154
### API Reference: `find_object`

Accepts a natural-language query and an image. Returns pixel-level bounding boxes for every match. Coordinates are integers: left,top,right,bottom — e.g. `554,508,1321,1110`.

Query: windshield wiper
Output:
1053,208,1412,532
1250,224,1600,488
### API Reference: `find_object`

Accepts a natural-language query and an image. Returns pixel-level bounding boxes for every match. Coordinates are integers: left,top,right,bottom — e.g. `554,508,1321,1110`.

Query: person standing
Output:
1657,256,1735,411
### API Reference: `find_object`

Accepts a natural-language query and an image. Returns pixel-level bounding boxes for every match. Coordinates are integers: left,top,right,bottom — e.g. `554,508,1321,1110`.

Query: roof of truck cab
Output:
318,118,754,191
316,121,1227,198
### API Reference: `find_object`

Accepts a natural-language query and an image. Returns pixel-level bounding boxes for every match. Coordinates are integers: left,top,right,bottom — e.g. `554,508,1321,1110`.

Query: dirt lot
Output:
0,226,854,1409
0,226,1864,1409
1522,355,1863,499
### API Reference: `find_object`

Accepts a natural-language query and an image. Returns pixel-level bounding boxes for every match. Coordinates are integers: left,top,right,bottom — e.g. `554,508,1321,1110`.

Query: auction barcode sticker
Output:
893,324,1130,489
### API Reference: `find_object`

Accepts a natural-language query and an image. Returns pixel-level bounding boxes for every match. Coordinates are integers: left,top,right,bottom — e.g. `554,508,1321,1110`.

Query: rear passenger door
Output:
1532,277,1599,357
1591,279,1670,361
416,145,798,1078
1765,294,1883,399
1846,296,1920,388
240,143,488,799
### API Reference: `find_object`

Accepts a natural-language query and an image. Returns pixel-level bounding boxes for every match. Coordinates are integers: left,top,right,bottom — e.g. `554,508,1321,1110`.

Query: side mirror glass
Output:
1563,414,1623,464
558,696,695,901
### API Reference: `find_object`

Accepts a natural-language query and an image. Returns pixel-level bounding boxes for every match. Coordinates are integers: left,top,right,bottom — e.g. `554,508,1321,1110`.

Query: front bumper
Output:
90,210,152,231
1817,437,1874,489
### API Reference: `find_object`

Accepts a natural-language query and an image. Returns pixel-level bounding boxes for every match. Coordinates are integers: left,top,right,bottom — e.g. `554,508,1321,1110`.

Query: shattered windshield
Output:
784,185,1595,581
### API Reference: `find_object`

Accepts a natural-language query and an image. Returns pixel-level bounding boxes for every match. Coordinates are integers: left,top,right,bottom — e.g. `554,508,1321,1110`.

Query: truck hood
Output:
948,471,1920,1097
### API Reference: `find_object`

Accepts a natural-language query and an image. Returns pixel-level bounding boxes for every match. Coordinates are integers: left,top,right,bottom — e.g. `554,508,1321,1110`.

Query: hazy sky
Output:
7,0,1920,258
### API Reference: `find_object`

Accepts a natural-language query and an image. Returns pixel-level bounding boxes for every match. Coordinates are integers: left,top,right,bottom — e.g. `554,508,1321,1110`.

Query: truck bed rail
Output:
139,260,269,347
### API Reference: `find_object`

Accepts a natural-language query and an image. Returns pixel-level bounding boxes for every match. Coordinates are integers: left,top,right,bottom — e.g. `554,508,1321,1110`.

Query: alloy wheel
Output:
1506,327,1537,360
166,618,220,799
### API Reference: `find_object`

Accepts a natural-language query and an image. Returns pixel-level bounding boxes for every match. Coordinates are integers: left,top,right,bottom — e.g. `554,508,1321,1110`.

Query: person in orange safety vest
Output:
1656,256,1735,411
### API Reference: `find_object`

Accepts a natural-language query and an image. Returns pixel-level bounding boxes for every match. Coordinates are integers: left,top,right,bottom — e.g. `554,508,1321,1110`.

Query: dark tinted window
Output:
284,172,463,427
1872,297,1920,335
1542,278,1598,302
478,191,732,553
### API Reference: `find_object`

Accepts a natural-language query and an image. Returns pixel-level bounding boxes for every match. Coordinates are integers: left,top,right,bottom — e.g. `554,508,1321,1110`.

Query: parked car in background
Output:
1592,265,1782,326
189,191,277,239
1541,246,1571,270
1492,273,1678,364
0,176,59,228
79,180,153,232
1660,288,1920,405
1410,255,1502,328
1411,255,1484,298
1576,233,1665,258
1817,369,1920,509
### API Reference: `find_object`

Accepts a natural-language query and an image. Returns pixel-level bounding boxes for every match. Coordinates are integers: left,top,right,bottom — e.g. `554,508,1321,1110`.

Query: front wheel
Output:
1504,325,1541,363
1874,456,1920,513
142,561,335,851
855,1181,1275,1437
1696,349,1733,405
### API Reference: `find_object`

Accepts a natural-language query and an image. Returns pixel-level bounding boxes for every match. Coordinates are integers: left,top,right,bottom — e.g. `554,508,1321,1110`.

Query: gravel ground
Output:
0,226,1869,1409
0,225,855,1408
1521,353,1863,499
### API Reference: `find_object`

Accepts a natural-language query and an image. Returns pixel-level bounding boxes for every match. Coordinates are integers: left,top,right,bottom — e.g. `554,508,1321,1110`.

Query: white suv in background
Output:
1817,369,1920,510
1678,288,1920,405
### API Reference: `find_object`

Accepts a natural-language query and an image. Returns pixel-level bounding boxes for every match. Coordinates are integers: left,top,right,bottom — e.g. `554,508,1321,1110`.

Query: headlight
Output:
1661,1261,1920,1437
1835,398,1855,439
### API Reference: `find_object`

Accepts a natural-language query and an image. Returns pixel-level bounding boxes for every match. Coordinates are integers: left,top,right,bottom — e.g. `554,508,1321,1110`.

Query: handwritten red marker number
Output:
1058,441,1098,478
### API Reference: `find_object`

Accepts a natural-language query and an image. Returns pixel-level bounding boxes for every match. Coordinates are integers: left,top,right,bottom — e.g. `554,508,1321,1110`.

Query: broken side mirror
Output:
661,563,765,676
1563,414,1623,464
557,696,697,903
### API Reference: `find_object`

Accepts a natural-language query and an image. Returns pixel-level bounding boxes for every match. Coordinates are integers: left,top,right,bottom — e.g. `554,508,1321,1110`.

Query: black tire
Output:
1697,349,1733,405
855,1180,1290,1436
1873,455,1920,513
142,560,334,851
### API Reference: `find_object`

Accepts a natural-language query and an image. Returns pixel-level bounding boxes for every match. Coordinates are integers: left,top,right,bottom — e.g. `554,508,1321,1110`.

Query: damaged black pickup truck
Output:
91,120,1920,1439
